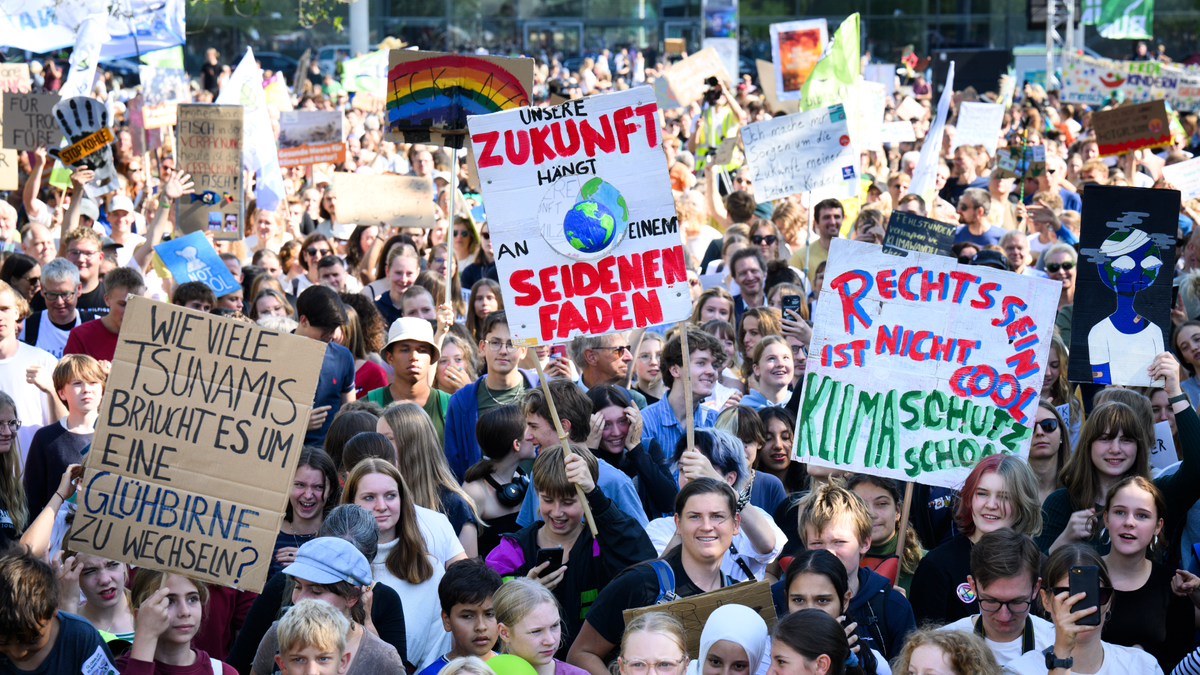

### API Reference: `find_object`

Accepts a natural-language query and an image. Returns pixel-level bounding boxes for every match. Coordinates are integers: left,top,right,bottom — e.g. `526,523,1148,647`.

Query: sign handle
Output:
894,480,915,583
531,353,599,537
678,322,694,454
445,180,456,308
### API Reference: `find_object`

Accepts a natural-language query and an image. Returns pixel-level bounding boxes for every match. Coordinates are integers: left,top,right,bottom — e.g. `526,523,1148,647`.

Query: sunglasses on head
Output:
751,235,777,245
1045,261,1075,273
1036,418,1059,433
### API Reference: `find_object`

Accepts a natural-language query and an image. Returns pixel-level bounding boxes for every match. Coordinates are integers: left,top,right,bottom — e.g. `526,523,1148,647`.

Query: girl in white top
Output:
1005,543,1164,675
244,208,292,257
342,458,466,671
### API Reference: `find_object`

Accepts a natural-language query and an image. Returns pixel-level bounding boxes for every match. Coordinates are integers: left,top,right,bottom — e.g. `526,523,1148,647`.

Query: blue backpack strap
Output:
649,560,678,604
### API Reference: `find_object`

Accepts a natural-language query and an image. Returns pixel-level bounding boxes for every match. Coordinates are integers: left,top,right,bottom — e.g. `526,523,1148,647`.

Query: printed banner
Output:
177,104,244,239
386,51,534,148
0,0,185,60
68,296,325,592
2,93,63,151
468,89,688,346
883,211,956,257
740,103,857,202
1067,185,1178,386
278,111,346,167
770,19,828,101
1091,100,1172,157
1098,0,1153,38
795,238,1058,488
154,231,242,297
1062,54,1200,109
952,102,1005,154
343,50,388,95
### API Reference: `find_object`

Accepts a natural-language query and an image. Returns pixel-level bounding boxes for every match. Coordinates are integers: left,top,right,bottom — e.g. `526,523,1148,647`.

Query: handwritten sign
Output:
68,296,326,592
623,581,776,658
992,145,1046,180
0,63,31,94
878,120,916,144
331,173,436,230
278,110,346,167
1162,155,1200,201
154,231,242,297
657,48,732,108
952,102,1005,154
740,103,857,202
1092,100,1172,157
58,126,114,165
177,104,244,240
769,20,828,101
794,238,1059,488
2,93,61,151
0,117,15,190
468,88,689,346
1150,420,1178,473
896,97,925,121
883,210,956,257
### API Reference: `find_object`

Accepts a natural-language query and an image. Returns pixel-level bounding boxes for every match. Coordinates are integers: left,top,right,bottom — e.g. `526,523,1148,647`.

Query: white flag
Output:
58,13,108,99
907,61,955,206
217,48,285,212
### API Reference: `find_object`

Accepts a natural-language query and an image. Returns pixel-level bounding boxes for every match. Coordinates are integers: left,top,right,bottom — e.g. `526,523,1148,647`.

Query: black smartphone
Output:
782,295,803,319
536,548,564,576
1069,565,1101,626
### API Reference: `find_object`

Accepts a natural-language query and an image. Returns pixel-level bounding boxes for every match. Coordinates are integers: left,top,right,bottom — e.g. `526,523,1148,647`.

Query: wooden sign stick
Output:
531,354,599,537
679,323,695,453
894,481,915,575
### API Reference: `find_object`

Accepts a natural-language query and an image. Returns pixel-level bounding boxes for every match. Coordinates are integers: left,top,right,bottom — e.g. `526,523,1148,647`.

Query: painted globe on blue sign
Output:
564,201,617,253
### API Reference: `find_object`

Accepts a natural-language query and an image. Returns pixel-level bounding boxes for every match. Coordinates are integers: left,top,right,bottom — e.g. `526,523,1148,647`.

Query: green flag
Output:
139,46,184,69
1098,0,1153,39
342,50,388,95
799,13,860,111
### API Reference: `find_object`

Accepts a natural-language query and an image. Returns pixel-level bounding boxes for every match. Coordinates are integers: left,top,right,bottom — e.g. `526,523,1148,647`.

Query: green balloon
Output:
487,655,539,675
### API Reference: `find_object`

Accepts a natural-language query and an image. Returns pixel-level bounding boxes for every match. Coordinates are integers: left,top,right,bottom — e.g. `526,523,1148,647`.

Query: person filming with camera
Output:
688,76,744,174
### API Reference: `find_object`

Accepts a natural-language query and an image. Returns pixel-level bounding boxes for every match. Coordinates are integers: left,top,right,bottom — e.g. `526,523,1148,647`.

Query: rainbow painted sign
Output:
386,51,534,148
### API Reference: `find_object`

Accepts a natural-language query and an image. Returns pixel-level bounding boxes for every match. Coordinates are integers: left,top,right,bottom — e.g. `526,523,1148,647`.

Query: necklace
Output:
482,379,525,407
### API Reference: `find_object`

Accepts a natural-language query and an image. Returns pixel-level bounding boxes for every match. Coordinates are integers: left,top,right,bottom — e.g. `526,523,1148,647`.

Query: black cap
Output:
970,249,1010,271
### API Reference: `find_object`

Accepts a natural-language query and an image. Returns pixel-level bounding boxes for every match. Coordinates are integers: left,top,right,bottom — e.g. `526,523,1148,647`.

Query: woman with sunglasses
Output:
290,232,336,296
460,222,495,292
0,254,40,302
1029,400,1071,505
450,216,479,268
1005,544,1163,675
749,219,789,263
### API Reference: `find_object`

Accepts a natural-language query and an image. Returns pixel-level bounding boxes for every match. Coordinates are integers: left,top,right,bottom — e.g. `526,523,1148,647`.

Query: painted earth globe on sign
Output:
562,177,628,253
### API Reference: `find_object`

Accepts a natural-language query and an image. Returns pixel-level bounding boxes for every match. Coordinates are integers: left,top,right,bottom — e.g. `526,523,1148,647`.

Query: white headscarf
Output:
684,605,770,675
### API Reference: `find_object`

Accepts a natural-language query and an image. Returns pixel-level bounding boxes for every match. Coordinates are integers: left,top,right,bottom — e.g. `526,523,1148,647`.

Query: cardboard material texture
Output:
2,93,62,151
332,173,437,230
713,136,739,166
126,96,163,156
1151,420,1178,473
386,51,534,148
740,103,857,203
177,104,244,240
67,296,327,593
1162,155,1200,201
467,88,690,346
895,97,925,121
278,110,346,168
795,238,1059,488
755,59,800,115
1092,100,1172,157
143,104,178,130
623,580,777,657
769,19,828,101
992,145,1046,180
882,210,956,257
0,117,15,190
952,102,1005,154
0,64,31,93
1067,185,1178,386
659,48,733,108
665,38,686,54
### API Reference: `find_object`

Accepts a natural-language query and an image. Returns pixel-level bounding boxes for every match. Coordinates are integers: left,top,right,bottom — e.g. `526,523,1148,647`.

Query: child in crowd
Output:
418,559,503,675
121,569,238,675
272,600,351,675
172,281,217,312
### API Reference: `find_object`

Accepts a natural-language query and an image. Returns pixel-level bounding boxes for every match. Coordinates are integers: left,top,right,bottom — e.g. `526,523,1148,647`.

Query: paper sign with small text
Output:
331,173,437,230
278,110,346,168
878,120,916,144
177,104,244,240
883,210,957,257
1092,100,1172,157
1162,155,1200,201
740,103,857,203
952,102,1005,154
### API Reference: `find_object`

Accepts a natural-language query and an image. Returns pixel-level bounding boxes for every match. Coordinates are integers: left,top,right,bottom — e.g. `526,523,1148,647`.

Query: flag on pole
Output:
799,13,860,112
341,50,388,95
907,61,955,206
1097,0,1153,38
218,49,285,213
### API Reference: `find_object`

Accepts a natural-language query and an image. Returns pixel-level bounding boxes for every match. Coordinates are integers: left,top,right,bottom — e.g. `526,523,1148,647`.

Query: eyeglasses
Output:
1036,418,1059,433
0,419,21,431
791,344,807,357
1050,586,1115,605
453,229,471,238
621,658,687,675
978,590,1038,614
306,248,333,258
66,249,100,259
486,339,516,352
751,235,777,245
1045,261,1075,273
44,290,77,301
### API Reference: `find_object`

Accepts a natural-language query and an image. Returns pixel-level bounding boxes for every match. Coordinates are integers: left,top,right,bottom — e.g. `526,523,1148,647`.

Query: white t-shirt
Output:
0,341,59,464
940,615,1054,665
19,311,82,359
1005,640,1163,675
644,506,785,582
370,505,462,671
1088,317,1163,386
114,232,146,269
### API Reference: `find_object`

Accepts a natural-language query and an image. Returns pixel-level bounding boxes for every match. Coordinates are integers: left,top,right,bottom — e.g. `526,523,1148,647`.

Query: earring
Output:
1099,527,1111,546
1151,534,1160,550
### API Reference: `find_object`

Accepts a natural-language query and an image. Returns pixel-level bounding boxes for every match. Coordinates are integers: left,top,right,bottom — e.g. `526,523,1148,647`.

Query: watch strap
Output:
1043,646,1073,670
1169,393,1190,405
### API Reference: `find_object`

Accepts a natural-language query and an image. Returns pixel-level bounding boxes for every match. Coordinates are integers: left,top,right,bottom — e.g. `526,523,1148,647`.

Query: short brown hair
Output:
173,281,217,308
104,266,145,296
52,354,106,394
531,443,599,500
61,226,103,252
522,380,592,443
797,479,873,547
661,326,726,389
0,547,59,645
970,529,1043,589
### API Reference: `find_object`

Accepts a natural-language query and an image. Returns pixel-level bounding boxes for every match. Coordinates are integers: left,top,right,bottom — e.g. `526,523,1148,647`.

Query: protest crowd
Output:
9,14,1200,675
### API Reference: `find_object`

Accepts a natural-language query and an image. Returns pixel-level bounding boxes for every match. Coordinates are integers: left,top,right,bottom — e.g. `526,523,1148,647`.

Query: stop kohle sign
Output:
468,87,690,346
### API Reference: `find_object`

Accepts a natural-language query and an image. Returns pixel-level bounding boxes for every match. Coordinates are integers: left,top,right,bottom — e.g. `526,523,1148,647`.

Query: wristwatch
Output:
1169,393,1190,405
1043,646,1073,670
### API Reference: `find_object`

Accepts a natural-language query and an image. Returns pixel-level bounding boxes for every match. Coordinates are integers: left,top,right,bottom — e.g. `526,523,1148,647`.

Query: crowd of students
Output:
6,43,1200,675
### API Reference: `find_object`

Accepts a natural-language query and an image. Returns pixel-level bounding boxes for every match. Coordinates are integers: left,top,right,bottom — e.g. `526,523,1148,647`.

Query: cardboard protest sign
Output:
795,238,1058,488
864,63,897,97
331,173,436,230
713,136,739,166
126,95,163,156
992,145,1046,180
883,210,956,257
1091,100,1172,157
278,110,346,167
143,103,178,130
657,48,732,108
0,118,15,190
664,38,686,54
769,20,828,101
67,296,325,592
623,581,776,658
468,88,689,346
740,103,857,203
2,93,62,151
386,51,534,148
139,66,191,107
51,97,118,198
0,63,31,93
878,120,916,144
1162,155,1200,201
1067,185,1178,386
952,102,1005,154
153,231,242,297
755,59,799,115
895,97,925,121
177,104,244,240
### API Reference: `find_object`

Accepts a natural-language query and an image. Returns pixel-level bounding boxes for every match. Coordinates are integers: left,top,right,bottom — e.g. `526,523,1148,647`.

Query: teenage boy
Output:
22,354,104,516
401,286,437,320
515,380,647,527
773,480,915,662
295,286,355,445
64,267,145,363
172,281,216,312
417,558,503,675
0,547,116,675
939,530,1053,665
486,444,655,661
366,317,449,444
272,599,351,675
21,258,94,359
640,327,723,458
445,311,539,482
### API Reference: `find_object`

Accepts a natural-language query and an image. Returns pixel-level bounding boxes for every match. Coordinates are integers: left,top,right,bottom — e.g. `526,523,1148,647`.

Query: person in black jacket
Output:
484,443,656,661
585,385,676,519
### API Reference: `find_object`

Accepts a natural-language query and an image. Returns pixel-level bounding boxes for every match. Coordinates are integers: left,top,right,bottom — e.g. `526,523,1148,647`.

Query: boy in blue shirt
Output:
417,559,503,675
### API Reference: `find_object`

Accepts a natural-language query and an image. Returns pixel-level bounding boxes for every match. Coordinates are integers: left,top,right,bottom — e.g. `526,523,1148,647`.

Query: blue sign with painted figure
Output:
154,231,240,297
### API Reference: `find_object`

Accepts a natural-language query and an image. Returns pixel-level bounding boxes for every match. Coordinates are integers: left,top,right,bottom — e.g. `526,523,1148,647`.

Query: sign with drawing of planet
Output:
468,87,690,346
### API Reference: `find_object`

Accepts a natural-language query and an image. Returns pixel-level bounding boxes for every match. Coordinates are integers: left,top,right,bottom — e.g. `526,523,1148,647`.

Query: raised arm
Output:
133,172,194,271
23,148,47,224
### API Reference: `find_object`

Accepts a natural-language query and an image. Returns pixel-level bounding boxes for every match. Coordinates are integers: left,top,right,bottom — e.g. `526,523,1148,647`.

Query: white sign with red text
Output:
468,88,689,346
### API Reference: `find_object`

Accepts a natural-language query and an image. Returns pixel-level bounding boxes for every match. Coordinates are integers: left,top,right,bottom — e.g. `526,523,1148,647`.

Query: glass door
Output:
523,21,584,55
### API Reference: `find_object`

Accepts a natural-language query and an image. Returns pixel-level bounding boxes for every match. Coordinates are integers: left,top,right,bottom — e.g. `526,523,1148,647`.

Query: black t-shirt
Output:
0,611,115,675
584,548,711,646
201,62,221,93
29,285,108,316
23,422,93,516
908,534,975,625
438,486,478,536
1104,560,1195,672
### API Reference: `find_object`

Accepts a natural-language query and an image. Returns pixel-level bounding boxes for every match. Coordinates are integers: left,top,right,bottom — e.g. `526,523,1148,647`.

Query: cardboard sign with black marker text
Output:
177,104,244,240
2,93,62,151
1067,185,1179,386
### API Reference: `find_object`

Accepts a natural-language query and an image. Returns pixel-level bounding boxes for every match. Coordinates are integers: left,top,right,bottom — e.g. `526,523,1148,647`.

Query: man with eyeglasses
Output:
567,333,647,409
20,259,94,359
366,317,450,446
31,227,108,317
940,529,1054,666
0,279,63,460
1022,155,1082,213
